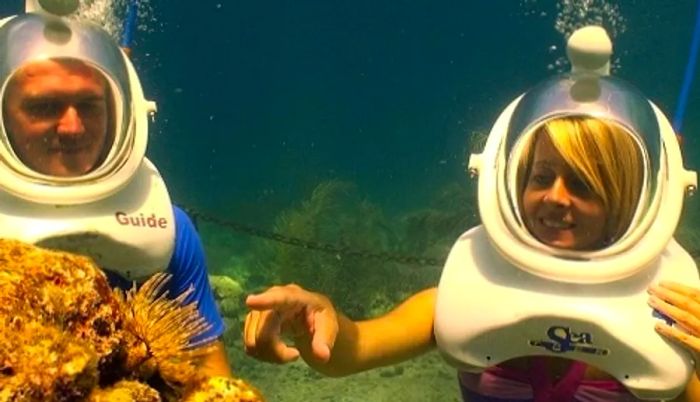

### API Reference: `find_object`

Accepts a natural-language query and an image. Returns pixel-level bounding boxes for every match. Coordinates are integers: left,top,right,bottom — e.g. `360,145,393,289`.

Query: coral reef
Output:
181,376,263,402
209,275,247,349
0,239,264,402
209,275,245,317
87,380,161,401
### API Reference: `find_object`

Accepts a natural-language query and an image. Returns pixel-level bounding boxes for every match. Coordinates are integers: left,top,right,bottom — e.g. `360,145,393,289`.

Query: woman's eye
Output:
531,173,552,186
567,177,592,197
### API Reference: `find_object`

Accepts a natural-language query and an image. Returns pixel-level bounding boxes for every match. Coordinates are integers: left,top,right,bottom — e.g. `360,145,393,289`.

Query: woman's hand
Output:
244,284,339,365
648,281,700,354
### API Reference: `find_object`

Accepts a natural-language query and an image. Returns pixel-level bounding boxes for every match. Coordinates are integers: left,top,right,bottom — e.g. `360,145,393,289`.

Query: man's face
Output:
2,60,112,177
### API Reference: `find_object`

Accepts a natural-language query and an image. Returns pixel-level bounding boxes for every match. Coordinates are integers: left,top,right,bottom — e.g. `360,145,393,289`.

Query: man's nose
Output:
56,106,85,136
544,177,572,206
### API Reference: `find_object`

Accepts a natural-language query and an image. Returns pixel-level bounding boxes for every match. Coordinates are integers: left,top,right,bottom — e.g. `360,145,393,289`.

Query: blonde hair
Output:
517,116,645,243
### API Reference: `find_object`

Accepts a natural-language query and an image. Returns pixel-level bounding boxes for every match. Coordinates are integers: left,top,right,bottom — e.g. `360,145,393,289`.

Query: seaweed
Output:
246,179,479,318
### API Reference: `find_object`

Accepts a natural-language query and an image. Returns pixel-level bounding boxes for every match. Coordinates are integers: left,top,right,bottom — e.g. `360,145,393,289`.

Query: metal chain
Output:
184,208,444,267
185,208,700,268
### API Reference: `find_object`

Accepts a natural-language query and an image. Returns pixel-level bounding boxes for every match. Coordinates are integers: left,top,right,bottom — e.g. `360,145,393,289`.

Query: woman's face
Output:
520,133,607,250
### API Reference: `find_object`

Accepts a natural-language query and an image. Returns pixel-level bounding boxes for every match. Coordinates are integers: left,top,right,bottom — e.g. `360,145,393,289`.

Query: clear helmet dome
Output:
504,74,658,251
0,12,151,204
471,26,696,283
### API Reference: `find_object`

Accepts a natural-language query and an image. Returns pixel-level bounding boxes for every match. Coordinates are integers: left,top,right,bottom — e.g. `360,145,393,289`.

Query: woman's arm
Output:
245,285,437,377
670,373,700,402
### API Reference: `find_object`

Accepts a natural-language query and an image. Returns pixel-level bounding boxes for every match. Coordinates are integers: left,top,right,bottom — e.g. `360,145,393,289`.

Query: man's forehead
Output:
14,60,106,85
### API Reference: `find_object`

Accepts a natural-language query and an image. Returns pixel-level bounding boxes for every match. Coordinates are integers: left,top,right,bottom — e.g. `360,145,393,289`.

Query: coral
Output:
87,380,161,401
0,320,98,401
182,377,264,402
114,273,216,389
210,275,245,305
0,239,264,401
210,275,245,320
209,275,246,349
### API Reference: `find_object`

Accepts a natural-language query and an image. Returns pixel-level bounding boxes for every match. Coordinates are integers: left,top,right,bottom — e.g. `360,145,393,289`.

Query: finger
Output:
245,310,301,363
656,281,700,298
649,295,700,336
246,284,320,311
243,310,261,353
308,309,338,362
649,283,700,317
255,310,300,363
271,340,301,363
256,309,282,346
245,294,307,312
655,321,700,353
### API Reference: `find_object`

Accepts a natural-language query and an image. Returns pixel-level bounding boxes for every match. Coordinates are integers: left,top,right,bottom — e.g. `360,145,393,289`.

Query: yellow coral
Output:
88,380,161,402
182,376,265,402
116,272,215,388
0,239,264,401
0,319,98,401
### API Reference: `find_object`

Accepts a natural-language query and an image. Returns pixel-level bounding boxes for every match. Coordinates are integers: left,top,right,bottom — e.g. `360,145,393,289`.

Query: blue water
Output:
1,1,695,217
152,1,698,219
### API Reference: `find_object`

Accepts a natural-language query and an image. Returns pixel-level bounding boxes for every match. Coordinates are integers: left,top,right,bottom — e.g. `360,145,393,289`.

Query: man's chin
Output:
42,160,93,177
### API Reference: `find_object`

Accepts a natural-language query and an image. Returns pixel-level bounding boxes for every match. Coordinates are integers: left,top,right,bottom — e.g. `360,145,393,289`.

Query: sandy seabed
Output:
232,345,462,402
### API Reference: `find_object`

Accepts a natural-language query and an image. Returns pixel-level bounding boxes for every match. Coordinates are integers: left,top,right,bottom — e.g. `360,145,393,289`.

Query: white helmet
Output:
470,26,697,284
0,9,155,205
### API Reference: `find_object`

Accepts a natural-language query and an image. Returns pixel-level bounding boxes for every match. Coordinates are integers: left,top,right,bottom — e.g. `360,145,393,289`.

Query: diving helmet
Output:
469,26,697,284
0,1,155,205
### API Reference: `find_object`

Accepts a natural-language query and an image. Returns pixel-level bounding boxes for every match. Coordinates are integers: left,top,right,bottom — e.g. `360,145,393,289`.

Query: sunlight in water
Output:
554,0,626,39
521,0,626,73
73,0,155,41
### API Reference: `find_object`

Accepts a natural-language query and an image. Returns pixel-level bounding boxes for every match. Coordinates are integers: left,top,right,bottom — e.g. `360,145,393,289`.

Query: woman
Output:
243,116,700,402
517,117,644,251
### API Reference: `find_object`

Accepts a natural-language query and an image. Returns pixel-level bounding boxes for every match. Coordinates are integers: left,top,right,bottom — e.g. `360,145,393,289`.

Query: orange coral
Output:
115,272,215,389
87,380,161,402
182,377,265,402
0,239,264,402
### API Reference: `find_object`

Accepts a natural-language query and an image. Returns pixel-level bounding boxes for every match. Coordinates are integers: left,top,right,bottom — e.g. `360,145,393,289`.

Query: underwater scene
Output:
1,0,700,401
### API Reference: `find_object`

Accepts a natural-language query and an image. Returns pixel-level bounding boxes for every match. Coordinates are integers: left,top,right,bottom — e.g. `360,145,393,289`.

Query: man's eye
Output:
25,101,62,118
77,100,104,115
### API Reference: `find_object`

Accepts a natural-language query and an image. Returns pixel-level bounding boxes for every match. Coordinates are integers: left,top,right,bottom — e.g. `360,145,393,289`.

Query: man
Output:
3,59,112,177
0,7,232,380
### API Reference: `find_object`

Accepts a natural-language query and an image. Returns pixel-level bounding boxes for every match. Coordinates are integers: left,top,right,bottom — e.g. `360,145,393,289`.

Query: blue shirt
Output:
106,206,225,341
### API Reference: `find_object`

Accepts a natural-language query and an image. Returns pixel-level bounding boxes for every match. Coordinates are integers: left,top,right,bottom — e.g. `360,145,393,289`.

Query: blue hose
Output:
673,0,700,133
119,0,138,50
